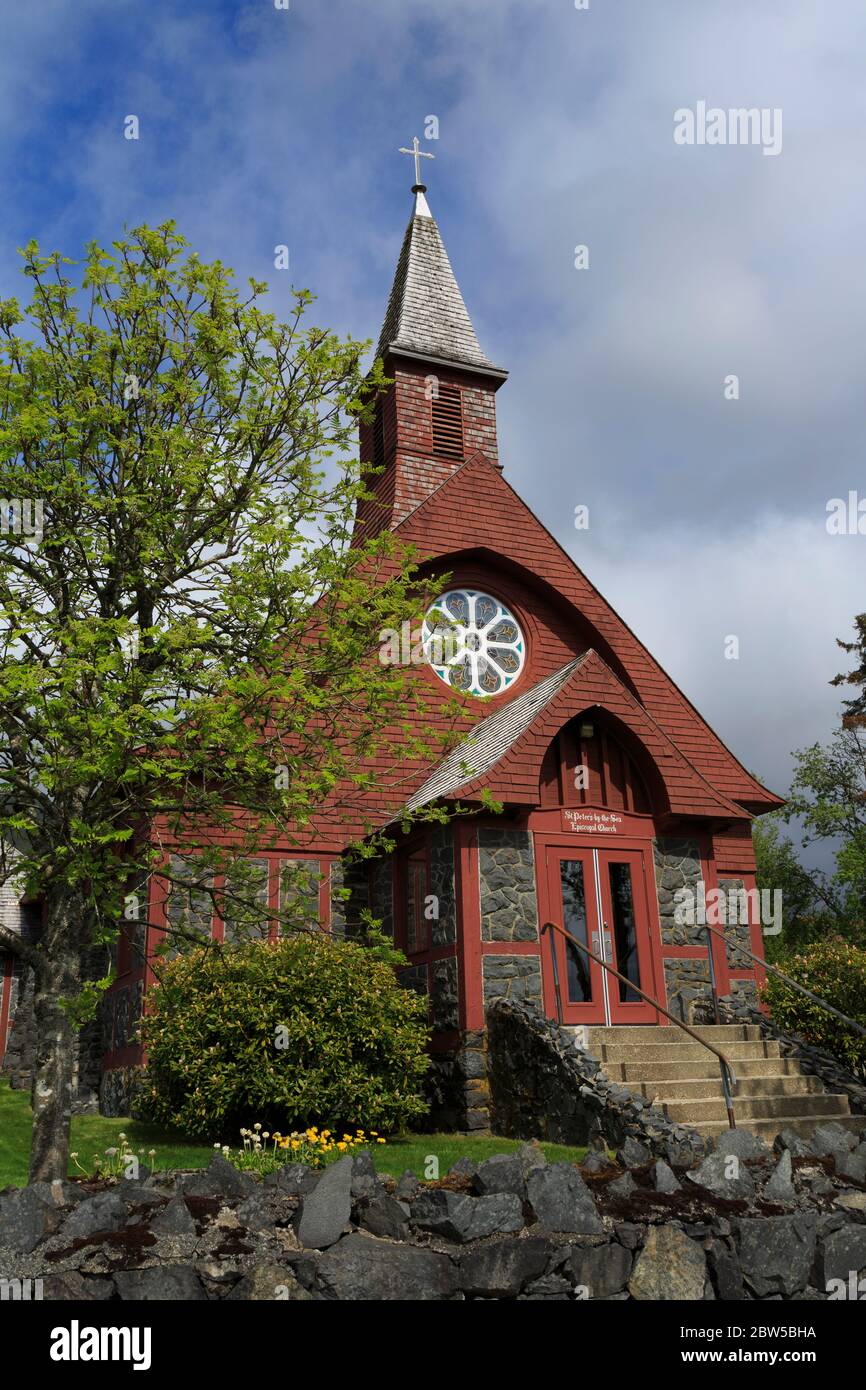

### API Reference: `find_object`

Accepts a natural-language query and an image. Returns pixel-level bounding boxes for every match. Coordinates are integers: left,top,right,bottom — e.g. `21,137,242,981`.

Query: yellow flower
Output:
337,1142,347,1151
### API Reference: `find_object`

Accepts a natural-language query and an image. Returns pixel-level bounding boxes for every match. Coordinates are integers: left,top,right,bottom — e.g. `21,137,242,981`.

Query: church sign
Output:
561,808,623,834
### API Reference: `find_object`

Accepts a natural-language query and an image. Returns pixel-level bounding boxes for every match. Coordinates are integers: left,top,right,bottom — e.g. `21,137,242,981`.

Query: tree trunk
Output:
28,903,82,1184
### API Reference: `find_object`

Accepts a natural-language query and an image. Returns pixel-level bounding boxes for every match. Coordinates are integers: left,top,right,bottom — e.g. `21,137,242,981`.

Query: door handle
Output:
601,922,613,962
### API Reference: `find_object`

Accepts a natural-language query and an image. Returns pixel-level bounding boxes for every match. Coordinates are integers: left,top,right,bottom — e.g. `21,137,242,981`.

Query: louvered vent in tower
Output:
431,383,464,460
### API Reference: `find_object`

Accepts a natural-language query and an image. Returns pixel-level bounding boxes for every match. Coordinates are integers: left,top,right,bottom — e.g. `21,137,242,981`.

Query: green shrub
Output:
762,938,866,1078
138,934,431,1138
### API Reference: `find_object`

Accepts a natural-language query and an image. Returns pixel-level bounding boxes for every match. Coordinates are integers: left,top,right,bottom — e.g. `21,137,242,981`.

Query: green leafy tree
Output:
783,729,866,935
0,224,460,1182
831,611,866,728
752,817,842,961
754,615,866,961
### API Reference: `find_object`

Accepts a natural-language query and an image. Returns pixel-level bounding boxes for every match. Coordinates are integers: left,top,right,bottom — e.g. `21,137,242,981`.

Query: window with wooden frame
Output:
431,382,464,460
404,850,430,955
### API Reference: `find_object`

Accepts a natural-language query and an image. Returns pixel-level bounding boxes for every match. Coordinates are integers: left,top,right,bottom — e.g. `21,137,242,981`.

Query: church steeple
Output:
375,183,507,380
356,149,507,537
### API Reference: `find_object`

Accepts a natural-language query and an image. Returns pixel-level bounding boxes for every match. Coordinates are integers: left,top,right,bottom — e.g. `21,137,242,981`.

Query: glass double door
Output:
545,845,658,1025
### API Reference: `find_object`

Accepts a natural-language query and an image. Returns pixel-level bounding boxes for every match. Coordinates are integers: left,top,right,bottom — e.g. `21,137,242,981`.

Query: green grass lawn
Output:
0,1079,586,1190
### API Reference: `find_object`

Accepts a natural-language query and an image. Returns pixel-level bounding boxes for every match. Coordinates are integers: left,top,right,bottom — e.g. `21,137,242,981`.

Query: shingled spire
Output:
356,158,507,537
375,187,506,379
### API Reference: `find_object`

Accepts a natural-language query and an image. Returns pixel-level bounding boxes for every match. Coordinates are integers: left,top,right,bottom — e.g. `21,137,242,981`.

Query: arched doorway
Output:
534,713,666,1026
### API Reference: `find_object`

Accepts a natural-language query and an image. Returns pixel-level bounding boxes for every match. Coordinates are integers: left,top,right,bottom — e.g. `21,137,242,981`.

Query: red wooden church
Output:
93,168,783,1124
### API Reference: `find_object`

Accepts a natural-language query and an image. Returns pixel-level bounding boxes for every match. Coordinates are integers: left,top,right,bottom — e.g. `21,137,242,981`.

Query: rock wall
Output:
478,828,539,942
3,1121,864,1301
487,999,707,1163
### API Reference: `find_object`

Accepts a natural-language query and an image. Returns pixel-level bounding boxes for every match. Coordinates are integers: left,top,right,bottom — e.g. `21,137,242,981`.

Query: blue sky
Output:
1,0,864,842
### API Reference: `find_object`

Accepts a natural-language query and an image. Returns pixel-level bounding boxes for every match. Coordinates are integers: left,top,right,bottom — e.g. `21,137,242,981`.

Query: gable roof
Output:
392,454,783,814
405,649,748,820
405,656,586,811
376,190,506,378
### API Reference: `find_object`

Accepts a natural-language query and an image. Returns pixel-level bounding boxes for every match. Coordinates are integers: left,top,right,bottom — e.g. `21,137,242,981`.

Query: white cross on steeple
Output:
398,135,435,189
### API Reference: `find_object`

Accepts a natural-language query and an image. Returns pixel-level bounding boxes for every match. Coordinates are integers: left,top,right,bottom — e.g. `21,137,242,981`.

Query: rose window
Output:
421,589,526,696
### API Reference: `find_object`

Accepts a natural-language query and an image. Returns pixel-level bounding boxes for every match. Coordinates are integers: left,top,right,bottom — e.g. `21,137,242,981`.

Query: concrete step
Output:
598,1040,780,1064
631,1075,826,1102
686,1115,866,1141
604,1057,807,1082
583,1024,763,1045
660,1092,851,1124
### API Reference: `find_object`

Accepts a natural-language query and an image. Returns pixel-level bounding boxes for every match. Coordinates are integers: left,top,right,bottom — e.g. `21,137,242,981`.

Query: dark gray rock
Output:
149,1195,196,1237
613,1222,644,1250
802,1170,834,1197
629,1225,707,1300
226,1262,313,1301
297,1155,353,1250
837,1149,866,1184
813,1226,866,1290
448,1156,478,1180
41,1272,114,1300
616,1137,652,1168
764,1150,796,1203
0,1186,64,1254
736,1214,818,1297
473,1153,525,1198
235,1195,271,1233
774,1128,811,1159
607,1172,638,1198
182,1155,255,1200
394,1170,421,1201
567,1241,632,1298
713,1128,770,1161
115,1265,207,1300
517,1142,547,1178
809,1123,858,1159
687,1152,755,1200
117,1183,167,1210
521,1272,572,1300
651,1159,681,1194
410,1189,522,1242
581,1151,612,1175
317,1232,458,1300
264,1162,318,1197
706,1238,747,1300
527,1164,603,1234
353,1152,377,1180
60,1190,127,1241
665,1135,708,1168
459,1237,551,1297
410,1190,472,1242
359,1193,410,1242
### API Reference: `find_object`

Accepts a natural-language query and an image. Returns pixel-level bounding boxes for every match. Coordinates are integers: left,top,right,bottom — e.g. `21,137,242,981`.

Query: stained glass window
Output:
421,589,525,696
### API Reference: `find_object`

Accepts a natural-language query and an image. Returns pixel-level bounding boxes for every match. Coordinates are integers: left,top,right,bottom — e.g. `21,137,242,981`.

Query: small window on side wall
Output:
405,855,429,954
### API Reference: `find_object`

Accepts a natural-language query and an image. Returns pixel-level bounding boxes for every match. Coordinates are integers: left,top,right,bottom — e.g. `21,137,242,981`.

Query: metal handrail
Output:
541,919,738,1129
701,919,866,1039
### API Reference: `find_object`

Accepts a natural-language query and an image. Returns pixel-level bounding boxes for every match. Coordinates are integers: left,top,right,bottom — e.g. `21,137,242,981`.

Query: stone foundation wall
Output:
482,954,543,1011
478,829,539,942
654,838,703,947
487,999,706,1162
426,1030,489,1132
663,956,713,1025
4,1132,866,1301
